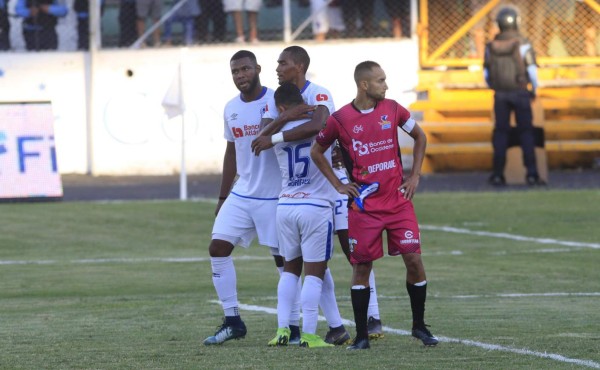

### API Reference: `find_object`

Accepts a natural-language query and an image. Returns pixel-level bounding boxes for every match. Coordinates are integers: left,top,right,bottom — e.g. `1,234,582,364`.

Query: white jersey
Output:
223,87,281,199
273,118,338,205
263,80,336,121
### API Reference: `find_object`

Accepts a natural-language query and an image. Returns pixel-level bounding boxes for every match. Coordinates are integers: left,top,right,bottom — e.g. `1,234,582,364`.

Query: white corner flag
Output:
162,64,185,119
162,62,188,201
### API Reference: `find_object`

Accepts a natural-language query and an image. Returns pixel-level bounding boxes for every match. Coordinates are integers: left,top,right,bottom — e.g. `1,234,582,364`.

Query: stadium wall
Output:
0,40,418,175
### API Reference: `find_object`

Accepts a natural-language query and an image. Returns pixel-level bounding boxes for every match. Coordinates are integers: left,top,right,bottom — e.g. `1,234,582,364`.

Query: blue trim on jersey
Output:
300,80,311,94
338,176,348,182
277,202,330,208
239,86,268,102
231,191,279,201
325,221,333,261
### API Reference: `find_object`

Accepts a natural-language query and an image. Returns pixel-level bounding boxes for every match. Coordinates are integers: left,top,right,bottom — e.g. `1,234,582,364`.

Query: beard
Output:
240,75,260,94
366,90,385,102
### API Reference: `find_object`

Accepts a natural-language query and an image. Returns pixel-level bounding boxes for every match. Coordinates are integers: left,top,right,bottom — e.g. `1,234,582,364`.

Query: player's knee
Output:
208,239,234,257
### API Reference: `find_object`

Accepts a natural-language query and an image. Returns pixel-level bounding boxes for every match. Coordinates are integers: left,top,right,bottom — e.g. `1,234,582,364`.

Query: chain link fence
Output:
0,0,412,51
422,0,600,67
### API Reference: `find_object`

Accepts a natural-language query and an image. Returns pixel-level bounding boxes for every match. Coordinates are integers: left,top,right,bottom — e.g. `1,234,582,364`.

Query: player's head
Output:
274,82,303,113
230,50,261,95
276,46,310,85
496,7,519,32
354,61,388,102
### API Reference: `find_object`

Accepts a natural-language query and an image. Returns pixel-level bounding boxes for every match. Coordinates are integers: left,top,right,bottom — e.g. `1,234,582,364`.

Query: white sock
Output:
367,269,380,319
210,256,238,316
290,276,302,327
277,272,299,328
319,268,343,328
302,275,323,334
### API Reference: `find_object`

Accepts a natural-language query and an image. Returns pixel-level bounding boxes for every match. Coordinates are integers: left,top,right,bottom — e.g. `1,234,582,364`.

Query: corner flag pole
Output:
178,53,187,201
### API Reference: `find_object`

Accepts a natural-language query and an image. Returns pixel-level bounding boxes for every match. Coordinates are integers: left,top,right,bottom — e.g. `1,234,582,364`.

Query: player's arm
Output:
251,104,316,155
215,141,237,215
311,141,359,198
400,123,427,200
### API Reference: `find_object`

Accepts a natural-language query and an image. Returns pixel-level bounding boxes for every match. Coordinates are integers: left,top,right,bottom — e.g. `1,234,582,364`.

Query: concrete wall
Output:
0,39,419,175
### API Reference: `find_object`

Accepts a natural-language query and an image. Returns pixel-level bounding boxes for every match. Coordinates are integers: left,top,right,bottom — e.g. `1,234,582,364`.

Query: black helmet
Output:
496,7,519,32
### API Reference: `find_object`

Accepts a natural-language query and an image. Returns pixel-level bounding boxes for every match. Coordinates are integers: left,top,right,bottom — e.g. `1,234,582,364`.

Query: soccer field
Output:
1,190,599,369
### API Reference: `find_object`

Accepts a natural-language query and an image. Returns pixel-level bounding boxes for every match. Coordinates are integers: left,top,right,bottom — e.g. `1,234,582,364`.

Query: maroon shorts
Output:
348,202,421,264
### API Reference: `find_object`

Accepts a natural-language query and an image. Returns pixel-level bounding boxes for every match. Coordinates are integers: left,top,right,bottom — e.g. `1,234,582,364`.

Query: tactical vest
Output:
485,37,527,91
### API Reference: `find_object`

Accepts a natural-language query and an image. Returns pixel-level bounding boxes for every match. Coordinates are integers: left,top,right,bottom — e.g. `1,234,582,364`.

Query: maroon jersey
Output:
316,99,413,213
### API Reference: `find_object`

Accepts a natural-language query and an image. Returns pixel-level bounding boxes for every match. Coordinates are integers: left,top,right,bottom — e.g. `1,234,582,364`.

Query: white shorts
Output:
310,0,345,34
212,193,278,249
276,200,334,263
333,168,349,231
223,0,262,12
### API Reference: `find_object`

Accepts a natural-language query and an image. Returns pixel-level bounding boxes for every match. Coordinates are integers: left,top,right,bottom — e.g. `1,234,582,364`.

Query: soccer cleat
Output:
353,182,380,212
412,324,439,346
267,327,290,346
346,337,370,350
526,174,546,186
203,318,247,345
324,325,352,345
289,325,301,345
367,316,384,339
299,333,334,348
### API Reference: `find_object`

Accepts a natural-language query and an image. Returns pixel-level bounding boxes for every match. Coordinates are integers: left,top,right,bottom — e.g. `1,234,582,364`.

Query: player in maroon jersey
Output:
310,61,438,350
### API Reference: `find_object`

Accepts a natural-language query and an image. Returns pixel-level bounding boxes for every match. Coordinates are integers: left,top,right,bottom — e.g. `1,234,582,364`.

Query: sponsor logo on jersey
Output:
353,125,363,134
231,124,261,138
400,230,420,245
359,168,370,177
367,159,396,174
348,238,358,253
281,191,311,198
316,93,329,102
352,138,369,156
287,178,311,186
379,115,391,129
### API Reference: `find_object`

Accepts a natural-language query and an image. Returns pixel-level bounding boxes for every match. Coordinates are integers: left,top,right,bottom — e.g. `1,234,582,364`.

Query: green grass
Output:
1,190,599,369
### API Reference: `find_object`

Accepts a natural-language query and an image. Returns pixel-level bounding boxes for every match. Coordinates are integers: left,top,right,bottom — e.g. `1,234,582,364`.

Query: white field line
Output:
421,225,600,249
221,301,600,369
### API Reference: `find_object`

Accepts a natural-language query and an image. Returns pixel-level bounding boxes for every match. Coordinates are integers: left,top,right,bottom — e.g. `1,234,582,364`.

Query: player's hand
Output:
280,104,316,123
251,136,274,155
399,174,420,200
331,145,344,169
336,182,360,198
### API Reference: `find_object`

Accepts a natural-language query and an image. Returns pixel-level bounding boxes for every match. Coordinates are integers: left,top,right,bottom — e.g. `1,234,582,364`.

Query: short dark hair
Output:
274,82,304,107
282,45,310,73
354,61,381,84
230,50,257,64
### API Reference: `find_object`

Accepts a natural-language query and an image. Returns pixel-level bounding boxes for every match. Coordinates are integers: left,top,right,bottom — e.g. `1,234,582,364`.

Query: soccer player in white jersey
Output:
268,82,339,348
203,50,284,346
251,45,351,345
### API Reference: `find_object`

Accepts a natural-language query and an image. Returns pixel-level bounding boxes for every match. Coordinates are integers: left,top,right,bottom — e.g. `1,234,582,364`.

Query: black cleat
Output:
526,175,546,186
203,318,247,345
346,337,370,350
324,324,351,345
367,316,384,339
412,325,439,346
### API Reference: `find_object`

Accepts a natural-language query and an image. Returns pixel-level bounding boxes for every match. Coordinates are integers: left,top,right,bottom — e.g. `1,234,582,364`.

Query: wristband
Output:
271,132,284,144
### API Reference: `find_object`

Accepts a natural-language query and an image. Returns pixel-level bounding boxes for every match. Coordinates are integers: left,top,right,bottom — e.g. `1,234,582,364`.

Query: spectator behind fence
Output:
223,0,262,43
0,0,9,50
340,0,375,38
196,0,226,43
15,0,68,51
74,0,105,50
310,0,344,41
163,0,201,45
136,0,163,46
484,7,543,186
384,0,410,39
119,0,137,47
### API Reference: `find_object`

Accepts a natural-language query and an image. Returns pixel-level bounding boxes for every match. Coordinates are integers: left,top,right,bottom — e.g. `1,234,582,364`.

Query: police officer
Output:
484,7,543,186
0,0,10,50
